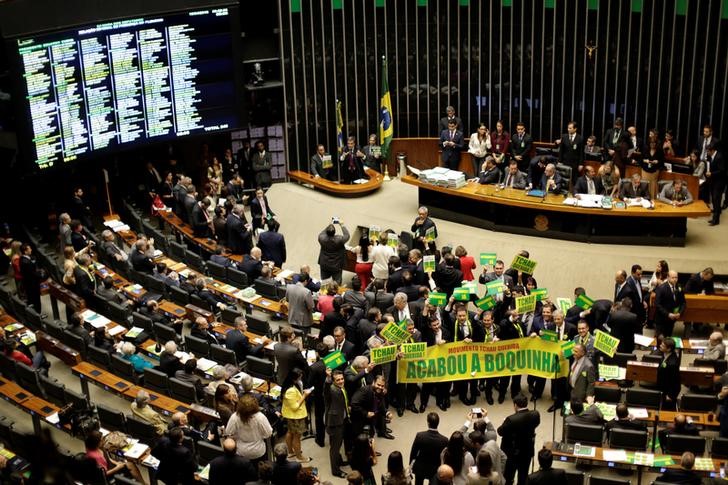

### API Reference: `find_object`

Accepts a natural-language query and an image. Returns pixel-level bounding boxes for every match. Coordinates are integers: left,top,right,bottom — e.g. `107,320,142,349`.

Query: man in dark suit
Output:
190,199,212,237
237,247,265,282
409,412,449,485
619,172,651,200
324,368,350,478
159,341,184,377
706,143,726,225
626,264,647,324
272,443,301,484
476,157,500,184
151,427,198,485
332,326,356,362
306,343,329,447
225,174,245,203
440,119,464,171
225,205,253,255
573,165,604,195
70,220,89,253
604,403,648,438
257,219,286,268
684,267,715,294
420,317,453,411
556,121,584,185
438,106,463,132
310,144,333,179
656,451,702,485
70,187,94,231
541,310,577,412
498,393,540,485
614,269,637,304
502,160,528,189
273,326,308,384
130,239,155,274
73,254,97,301
339,136,366,184
249,188,275,231
510,122,533,171
657,337,682,409
626,125,644,161
208,437,257,485
607,299,639,354
351,374,392,439
654,271,685,338
526,448,566,485
411,206,437,252
537,163,566,194
226,316,263,362
317,220,350,284
603,118,627,163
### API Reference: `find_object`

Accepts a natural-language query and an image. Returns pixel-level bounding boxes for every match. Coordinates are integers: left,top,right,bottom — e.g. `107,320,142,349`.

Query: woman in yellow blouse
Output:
281,367,312,462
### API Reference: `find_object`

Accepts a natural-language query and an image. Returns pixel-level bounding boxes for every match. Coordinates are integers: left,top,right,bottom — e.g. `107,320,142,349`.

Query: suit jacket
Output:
626,275,646,322
657,351,681,401
190,203,210,237
151,437,198,485
439,116,463,132
654,282,686,328
619,181,651,200
526,468,567,485
273,341,308,384
208,453,257,485
655,469,702,485
159,351,184,377
411,216,437,242
131,250,155,274
310,153,331,179
225,213,253,255
478,168,501,184
440,129,464,165
510,133,533,159
684,272,714,294
251,150,272,187
538,172,565,194
605,418,648,435
323,377,349,427
286,283,314,328
607,309,639,353
498,409,541,457
614,281,637,305
558,133,585,166
249,196,274,230
257,230,286,268
709,150,726,183
71,231,88,252
603,127,628,151
569,357,596,401
478,272,514,288
410,429,449,478
317,225,350,270
272,459,302,485
226,329,263,362
565,404,604,426
99,240,127,263
73,266,96,300
573,175,605,195
501,170,528,189
657,184,693,205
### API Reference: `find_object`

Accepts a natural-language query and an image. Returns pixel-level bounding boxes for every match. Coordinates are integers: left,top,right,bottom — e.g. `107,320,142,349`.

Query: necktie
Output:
342,387,349,417
587,179,595,194
506,174,512,187
570,135,574,143
450,131,454,141
613,130,619,144
260,198,267,219
514,321,524,338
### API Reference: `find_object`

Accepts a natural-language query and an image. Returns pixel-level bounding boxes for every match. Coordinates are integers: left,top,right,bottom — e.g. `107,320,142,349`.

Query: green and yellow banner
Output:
397,338,569,384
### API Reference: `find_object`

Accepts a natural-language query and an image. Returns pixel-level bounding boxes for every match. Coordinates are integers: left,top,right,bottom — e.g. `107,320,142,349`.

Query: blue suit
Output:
440,129,464,170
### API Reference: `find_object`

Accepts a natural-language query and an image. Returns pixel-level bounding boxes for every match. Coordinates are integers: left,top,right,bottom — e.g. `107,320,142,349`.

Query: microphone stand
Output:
552,353,559,443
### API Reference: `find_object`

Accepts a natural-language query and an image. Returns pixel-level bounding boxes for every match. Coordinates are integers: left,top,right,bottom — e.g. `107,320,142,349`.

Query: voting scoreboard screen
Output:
11,6,241,170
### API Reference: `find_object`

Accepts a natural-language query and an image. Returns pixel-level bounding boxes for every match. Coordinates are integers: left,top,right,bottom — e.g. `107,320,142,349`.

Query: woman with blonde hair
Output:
598,160,621,197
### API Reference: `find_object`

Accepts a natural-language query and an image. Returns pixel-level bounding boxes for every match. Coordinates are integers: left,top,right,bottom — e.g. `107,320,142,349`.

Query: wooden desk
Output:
625,361,715,386
402,175,711,247
0,377,67,434
94,263,128,289
47,280,85,319
157,211,242,263
287,168,384,197
683,294,728,323
0,377,32,405
185,304,215,323
36,331,82,366
158,300,188,320
657,410,719,428
123,386,190,416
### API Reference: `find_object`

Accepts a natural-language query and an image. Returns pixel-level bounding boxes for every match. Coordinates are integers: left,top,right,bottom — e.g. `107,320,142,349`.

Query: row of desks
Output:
0,376,66,435
624,360,716,388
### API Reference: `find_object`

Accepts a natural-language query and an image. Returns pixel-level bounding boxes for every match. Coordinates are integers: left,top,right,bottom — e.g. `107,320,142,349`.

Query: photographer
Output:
317,218,350,284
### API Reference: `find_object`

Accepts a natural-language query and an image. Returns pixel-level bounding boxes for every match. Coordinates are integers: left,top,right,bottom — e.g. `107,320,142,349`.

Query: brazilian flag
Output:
336,99,344,154
379,57,393,158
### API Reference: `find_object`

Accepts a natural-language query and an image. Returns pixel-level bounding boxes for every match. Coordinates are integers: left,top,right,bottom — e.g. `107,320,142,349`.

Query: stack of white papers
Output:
602,449,628,462
82,310,111,328
634,334,655,347
196,358,218,373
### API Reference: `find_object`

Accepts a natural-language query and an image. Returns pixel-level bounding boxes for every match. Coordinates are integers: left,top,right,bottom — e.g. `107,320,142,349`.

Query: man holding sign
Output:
505,249,534,287
479,260,514,290
411,206,437,251
395,319,423,416
443,301,485,405
421,316,452,412
568,344,596,402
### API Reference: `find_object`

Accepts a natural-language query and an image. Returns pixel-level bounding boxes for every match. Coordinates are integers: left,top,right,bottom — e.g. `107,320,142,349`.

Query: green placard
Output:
510,255,537,274
561,340,575,358
290,0,302,13
541,330,558,342
380,321,410,345
598,364,621,380
371,345,398,364
322,350,347,369
575,294,594,310
479,252,497,266
453,287,470,301
485,280,506,296
423,255,436,273
671,336,684,349
557,297,573,315
425,226,436,242
475,295,496,310
429,292,447,306
369,225,380,242
515,294,537,313
401,342,426,360
322,154,333,169
387,233,399,248
531,288,548,301
594,329,620,357
463,280,478,294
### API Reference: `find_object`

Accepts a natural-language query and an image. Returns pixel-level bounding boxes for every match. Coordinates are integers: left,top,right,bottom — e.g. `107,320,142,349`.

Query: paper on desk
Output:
251,377,265,388
602,449,628,462
4,323,24,332
125,327,143,339
253,337,264,344
82,310,111,328
198,464,210,480
628,407,649,419
196,357,218,372
265,342,276,351
107,326,126,337
632,452,654,466
277,269,294,279
688,339,709,349
104,219,124,228
112,224,131,233
124,443,149,460
142,454,160,468
634,333,655,348
268,385,282,399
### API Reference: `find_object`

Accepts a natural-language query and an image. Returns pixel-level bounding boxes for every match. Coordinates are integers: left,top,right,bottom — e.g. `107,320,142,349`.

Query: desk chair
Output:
87,344,112,368
63,387,89,411
105,300,131,326
153,322,181,345
588,476,631,485
604,353,638,367
184,250,206,274
661,434,706,456
125,414,159,446
246,315,277,339
0,353,17,380
245,355,275,390
211,344,239,368
679,393,717,413
565,470,585,485
169,241,187,261
169,285,190,306
594,385,622,404
97,403,127,432
197,440,224,466
184,334,210,358
253,278,279,300
226,266,249,287
110,354,141,383
60,329,88,357
625,388,662,409
132,312,154,333
142,368,170,395
693,357,728,376
710,437,728,458
39,375,66,407
16,361,45,398
207,260,227,280
641,354,663,365
565,422,603,447
169,377,199,403
608,428,648,451
221,307,243,326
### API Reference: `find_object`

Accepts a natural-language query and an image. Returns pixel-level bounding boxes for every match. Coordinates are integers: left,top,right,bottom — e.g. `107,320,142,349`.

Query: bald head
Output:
437,464,455,482
222,437,236,455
